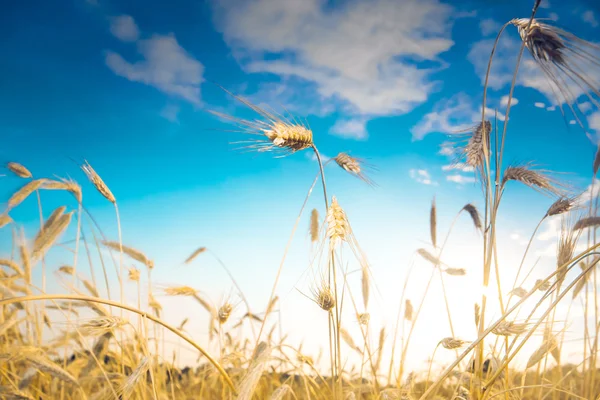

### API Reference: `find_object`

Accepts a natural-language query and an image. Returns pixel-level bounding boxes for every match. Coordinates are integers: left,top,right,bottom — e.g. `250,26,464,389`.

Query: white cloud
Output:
538,216,561,241
534,102,546,108
410,169,437,185
510,232,520,241
583,10,599,27
442,163,474,172
589,111,600,132
479,18,501,36
446,174,476,184
438,141,457,157
330,118,368,140
105,33,204,105
546,105,556,111
160,104,180,123
580,102,593,114
212,0,454,134
500,95,518,107
548,12,559,22
110,15,139,42
411,93,504,139
570,120,577,125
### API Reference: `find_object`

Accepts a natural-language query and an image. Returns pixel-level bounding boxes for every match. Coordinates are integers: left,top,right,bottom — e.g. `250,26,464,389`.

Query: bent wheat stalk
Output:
0,294,237,394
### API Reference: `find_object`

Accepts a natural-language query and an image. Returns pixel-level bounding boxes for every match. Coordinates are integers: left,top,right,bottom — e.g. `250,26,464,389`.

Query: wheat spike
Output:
430,197,437,248
573,262,591,299
444,268,466,276
26,355,79,386
80,160,115,203
7,179,46,210
127,266,140,281
527,336,559,368
440,337,468,350
327,196,350,249
358,312,370,326
311,281,335,312
6,162,32,179
218,303,234,324
184,246,206,264
535,279,552,291
270,385,291,400
102,241,153,269
462,203,482,231
509,287,528,298
0,259,23,276
310,208,319,242
80,316,128,336
474,303,481,328
333,152,376,186
42,178,82,203
492,321,529,336
464,121,491,169
417,248,440,265
546,197,576,217
117,356,151,398
0,386,35,400
557,219,579,286
149,295,162,317
510,18,600,129
238,342,271,400
340,327,361,353
0,214,12,229
374,327,386,372
164,285,197,296
34,206,66,245
502,164,564,196
404,300,413,322
20,245,30,283
32,211,73,260
361,262,370,309
573,216,600,231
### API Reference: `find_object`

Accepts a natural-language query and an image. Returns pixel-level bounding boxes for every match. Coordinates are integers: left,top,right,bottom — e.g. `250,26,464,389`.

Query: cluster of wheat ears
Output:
2,1,600,399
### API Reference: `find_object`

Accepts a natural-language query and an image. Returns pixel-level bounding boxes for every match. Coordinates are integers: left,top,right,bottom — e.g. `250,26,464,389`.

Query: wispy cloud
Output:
109,15,139,42
442,163,474,173
479,18,501,36
105,17,204,105
212,0,455,138
410,169,437,186
446,174,476,184
411,93,504,139
330,118,368,140
583,10,599,27
160,104,180,123
500,95,518,107
534,102,546,108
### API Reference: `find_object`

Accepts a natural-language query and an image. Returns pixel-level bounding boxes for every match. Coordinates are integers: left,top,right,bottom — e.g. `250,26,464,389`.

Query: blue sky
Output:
2,0,600,373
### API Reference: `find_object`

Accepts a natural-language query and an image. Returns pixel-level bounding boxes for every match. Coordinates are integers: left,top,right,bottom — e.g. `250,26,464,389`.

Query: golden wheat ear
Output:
333,152,377,187
511,18,600,128
208,84,314,155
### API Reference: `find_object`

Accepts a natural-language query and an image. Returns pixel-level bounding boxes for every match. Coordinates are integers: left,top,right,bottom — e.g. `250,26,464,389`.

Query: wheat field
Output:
2,1,600,399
